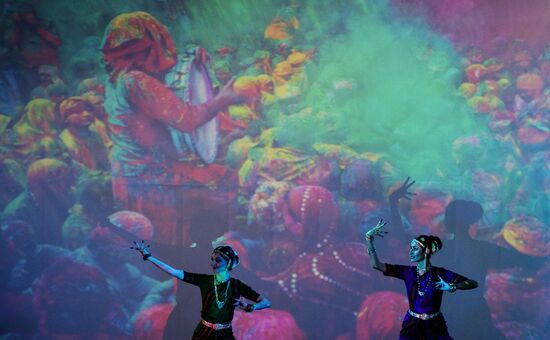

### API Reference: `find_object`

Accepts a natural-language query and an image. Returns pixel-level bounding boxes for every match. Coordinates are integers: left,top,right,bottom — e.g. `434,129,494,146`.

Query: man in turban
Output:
100,12,242,246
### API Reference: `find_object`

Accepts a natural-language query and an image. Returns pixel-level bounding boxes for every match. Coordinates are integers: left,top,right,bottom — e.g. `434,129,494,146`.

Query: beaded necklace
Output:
416,266,432,296
214,278,230,309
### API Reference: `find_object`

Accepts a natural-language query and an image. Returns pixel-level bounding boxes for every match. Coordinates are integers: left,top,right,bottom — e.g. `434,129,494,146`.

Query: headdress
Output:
100,12,177,81
413,235,442,255
213,245,240,270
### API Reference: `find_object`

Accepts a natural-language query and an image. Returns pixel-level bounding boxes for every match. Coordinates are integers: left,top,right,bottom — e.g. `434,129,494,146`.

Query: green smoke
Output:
270,1,495,191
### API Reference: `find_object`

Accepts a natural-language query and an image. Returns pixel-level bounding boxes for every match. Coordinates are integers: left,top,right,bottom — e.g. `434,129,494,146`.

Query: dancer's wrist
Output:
449,283,457,293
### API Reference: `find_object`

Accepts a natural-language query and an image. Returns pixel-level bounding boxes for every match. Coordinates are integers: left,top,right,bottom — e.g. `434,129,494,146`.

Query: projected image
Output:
0,0,548,339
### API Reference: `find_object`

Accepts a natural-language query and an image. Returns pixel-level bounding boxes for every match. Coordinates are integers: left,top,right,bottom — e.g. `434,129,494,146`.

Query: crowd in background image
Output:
0,1,548,339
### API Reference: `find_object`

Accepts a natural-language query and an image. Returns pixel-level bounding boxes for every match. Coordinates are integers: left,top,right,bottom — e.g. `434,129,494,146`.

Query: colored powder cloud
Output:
271,1,494,190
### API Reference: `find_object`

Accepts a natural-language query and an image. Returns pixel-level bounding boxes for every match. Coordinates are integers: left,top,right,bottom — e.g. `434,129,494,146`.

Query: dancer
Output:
364,219,478,339
131,241,271,339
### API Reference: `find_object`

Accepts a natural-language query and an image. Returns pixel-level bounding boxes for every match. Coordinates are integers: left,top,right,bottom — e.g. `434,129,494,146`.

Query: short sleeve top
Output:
182,272,261,324
383,264,468,314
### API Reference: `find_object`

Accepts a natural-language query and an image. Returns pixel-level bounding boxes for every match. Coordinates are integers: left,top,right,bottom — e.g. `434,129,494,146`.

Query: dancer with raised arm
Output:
131,241,271,339
364,219,478,340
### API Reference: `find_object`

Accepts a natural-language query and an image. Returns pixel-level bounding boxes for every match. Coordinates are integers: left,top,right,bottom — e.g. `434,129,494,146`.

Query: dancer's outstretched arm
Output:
364,219,388,272
131,240,184,280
